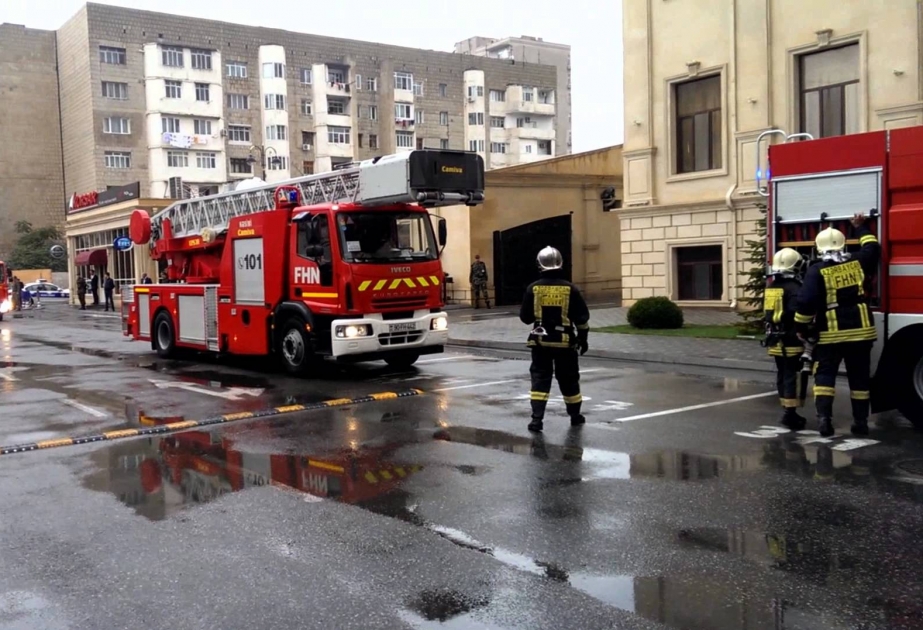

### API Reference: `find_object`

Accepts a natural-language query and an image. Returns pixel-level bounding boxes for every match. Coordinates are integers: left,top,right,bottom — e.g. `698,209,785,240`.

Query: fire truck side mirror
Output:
437,217,447,247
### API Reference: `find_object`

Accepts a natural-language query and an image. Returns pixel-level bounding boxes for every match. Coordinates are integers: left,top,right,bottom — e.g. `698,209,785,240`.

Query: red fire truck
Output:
761,126,923,424
0,260,9,321
123,149,484,373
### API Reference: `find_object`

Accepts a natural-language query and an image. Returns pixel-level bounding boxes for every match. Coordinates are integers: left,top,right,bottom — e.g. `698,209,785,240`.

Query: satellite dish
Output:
49,245,66,260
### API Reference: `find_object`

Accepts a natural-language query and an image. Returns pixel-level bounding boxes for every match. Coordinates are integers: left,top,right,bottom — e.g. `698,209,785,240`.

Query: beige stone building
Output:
620,0,923,307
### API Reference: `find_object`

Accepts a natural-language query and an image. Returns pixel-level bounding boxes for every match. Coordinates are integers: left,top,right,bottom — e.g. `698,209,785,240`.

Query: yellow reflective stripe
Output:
307,460,345,473
303,293,338,298
389,279,402,290
104,429,140,439
324,398,354,406
814,386,836,397
374,279,387,291
780,398,800,407
794,312,814,324
364,471,378,484
826,309,839,333
378,470,393,481
818,327,877,343
402,278,416,288
859,235,878,246
530,391,550,401
850,390,870,400
429,276,441,285
768,345,804,357
563,394,582,404
274,405,304,413
37,438,74,449
370,392,398,401
859,303,871,329
358,281,372,292
223,411,253,421
576,323,589,330
765,288,784,325
417,276,430,287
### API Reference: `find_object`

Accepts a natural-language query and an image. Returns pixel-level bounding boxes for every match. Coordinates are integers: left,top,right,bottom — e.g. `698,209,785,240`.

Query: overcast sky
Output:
1,0,623,154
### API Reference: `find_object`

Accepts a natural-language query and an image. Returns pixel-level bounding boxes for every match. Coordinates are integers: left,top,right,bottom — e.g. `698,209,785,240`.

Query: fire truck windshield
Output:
336,211,437,263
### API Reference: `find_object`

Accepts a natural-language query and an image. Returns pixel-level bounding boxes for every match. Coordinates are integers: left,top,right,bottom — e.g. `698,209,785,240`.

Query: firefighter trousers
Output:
774,355,804,409
529,347,581,419
812,340,872,421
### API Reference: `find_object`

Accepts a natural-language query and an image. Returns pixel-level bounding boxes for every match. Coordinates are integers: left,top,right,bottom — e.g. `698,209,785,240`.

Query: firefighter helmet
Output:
536,246,563,271
771,248,804,274
815,227,846,254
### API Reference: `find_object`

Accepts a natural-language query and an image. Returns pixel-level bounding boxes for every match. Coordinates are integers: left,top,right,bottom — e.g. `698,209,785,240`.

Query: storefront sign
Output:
68,182,140,214
113,236,133,251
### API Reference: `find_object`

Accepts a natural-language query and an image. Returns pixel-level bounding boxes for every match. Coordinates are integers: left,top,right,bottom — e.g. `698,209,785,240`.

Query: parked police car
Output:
23,282,70,299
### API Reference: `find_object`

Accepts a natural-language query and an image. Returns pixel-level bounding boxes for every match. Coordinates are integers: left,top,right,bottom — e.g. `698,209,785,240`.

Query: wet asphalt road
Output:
2,305,923,629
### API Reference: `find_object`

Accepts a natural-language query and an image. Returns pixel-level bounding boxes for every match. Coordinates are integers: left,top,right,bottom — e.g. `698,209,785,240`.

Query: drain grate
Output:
896,459,923,476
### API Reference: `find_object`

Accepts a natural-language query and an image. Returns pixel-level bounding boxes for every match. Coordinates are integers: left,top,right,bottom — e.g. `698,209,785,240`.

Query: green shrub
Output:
627,296,684,329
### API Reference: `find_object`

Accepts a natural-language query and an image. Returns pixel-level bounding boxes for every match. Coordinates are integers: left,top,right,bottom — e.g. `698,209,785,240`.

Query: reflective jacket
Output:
794,224,881,345
764,275,803,357
519,273,590,349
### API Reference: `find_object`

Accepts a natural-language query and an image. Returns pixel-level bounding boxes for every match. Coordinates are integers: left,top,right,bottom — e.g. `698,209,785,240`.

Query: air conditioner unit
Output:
302,143,313,151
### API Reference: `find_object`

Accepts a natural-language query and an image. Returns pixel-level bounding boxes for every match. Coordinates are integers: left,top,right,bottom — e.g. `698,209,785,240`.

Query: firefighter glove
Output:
578,329,589,355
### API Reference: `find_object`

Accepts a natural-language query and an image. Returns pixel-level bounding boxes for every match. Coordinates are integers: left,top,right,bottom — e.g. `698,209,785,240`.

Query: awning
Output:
75,248,108,267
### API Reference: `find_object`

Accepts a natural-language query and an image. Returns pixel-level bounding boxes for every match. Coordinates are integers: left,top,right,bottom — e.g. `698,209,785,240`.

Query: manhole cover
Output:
895,459,923,476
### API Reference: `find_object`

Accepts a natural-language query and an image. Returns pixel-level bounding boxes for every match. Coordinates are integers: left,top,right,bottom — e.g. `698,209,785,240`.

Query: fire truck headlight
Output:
431,315,448,331
336,324,371,339
0,299,10,314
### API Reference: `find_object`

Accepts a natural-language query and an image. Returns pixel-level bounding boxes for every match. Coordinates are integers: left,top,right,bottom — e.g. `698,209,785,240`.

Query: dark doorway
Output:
492,215,572,306
675,245,723,300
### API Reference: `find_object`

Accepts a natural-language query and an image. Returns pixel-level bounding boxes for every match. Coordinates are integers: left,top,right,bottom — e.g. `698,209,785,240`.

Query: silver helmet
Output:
536,246,563,271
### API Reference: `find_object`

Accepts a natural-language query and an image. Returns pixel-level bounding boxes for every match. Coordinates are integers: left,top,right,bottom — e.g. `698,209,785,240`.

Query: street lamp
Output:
247,145,282,180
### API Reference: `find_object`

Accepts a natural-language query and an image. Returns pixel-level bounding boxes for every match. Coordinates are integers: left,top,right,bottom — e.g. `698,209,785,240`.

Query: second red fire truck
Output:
123,149,484,373
761,125,923,425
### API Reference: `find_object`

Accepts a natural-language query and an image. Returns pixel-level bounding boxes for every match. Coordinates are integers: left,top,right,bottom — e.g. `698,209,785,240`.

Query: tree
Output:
7,221,66,273
737,202,768,332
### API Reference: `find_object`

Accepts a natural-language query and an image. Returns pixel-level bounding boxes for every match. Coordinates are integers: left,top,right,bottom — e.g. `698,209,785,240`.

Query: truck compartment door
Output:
233,238,265,305
138,294,151,338
178,294,207,345
773,169,881,223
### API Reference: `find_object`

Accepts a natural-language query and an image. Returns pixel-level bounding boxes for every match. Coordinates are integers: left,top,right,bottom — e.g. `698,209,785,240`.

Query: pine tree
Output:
737,202,768,332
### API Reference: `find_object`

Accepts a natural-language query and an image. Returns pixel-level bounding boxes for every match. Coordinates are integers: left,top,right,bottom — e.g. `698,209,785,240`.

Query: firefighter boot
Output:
781,407,807,432
851,398,870,436
816,396,835,437
565,400,585,427
528,417,544,433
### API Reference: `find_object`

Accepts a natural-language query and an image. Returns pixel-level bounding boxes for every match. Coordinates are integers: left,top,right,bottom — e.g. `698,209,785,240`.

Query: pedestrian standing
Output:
76,276,87,310
794,213,881,437
519,246,590,432
469,255,491,309
90,272,100,307
763,247,808,431
103,272,116,312
11,277,21,311
141,273,153,285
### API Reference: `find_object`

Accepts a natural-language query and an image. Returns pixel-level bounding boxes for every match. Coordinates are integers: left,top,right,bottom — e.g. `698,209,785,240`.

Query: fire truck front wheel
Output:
153,311,177,358
279,318,315,374
899,351,923,428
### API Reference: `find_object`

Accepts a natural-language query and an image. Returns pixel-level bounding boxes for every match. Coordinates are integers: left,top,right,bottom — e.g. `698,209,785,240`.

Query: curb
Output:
0,389,423,457
447,338,776,373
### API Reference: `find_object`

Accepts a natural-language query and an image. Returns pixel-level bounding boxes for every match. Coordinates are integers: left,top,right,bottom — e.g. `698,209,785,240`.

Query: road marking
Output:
581,368,607,374
148,379,264,401
433,379,516,392
734,427,880,451
80,313,120,319
0,370,18,382
61,399,109,418
734,426,790,439
607,391,776,423
415,355,476,364
593,400,633,412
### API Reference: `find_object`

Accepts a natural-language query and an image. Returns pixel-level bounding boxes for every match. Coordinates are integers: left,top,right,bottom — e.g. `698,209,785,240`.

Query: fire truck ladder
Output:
150,167,363,242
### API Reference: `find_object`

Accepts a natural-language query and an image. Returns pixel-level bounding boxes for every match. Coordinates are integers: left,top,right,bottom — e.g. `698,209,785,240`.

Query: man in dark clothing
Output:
763,247,808,431
469,255,491,309
76,276,87,310
519,246,590,433
794,213,881,437
90,272,99,306
103,272,116,312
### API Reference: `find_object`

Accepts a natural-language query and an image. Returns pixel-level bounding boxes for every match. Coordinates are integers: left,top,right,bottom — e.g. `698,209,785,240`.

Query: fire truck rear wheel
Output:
153,312,177,358
279,318,314,374
899,351,923,429
384,352,421,369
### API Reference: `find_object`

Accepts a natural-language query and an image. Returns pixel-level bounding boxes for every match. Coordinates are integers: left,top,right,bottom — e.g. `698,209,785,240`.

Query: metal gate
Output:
492,215,572,306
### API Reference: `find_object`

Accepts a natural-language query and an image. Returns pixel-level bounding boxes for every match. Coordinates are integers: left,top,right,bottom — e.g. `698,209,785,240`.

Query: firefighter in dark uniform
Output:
519,246,590,432
763,247,809,431
794,213,881,437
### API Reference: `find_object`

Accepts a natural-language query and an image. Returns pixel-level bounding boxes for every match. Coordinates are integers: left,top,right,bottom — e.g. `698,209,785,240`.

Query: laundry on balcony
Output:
162,132,193,149
192,135,209,145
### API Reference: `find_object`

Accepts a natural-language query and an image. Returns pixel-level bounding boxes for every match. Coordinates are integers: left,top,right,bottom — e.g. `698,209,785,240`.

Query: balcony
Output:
510,123,555,141
507,99,555,116
394,88,415,103
154,95,223,119
394,118,415,131
315,112,353,128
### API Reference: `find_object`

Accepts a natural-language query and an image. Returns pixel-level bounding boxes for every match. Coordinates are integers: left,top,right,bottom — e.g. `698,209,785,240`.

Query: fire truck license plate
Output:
389,322,418,333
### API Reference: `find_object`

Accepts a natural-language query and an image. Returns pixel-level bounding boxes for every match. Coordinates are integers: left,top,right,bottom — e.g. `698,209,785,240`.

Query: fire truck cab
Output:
763,126,923,424
124,149,484,373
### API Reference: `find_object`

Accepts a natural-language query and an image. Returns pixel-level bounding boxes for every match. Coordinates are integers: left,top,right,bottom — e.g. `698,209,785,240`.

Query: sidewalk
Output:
448,306,775,373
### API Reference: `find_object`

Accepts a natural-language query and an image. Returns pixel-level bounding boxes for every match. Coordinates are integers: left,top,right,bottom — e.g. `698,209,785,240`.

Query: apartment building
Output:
455,35,572,157
42,3,561,200
620,0,923,307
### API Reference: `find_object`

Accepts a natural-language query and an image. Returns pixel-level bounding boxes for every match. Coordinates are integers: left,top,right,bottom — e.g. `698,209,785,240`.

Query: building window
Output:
523,87,534,102
490,116,505,128
164,80,182,99
103,117,130,135
167,150,188,167
358,133,364,148
196,152,217,169
328,99,347,115
396,131,414,148
395,102,413,120
263,62,284,78
538,90,553,104
355,75,362,90
299,99,312,116
369,134,378,149
327,68,346,84
439,111,449,126
226,61,247,78
416,138,424,150
162,46,184,67
525,144,533,154
264,93,286,110
266,125,287,141
489,89,505,102
439,83,448,97
799,44,860,139
303,161,315,175
468,112,484,125
191,49,212,70
468,85,484,98
230,158,252,174
394,72,413,91
538,140,552,155
366,77,378,91
468,140,484,152
413,81,424,96
195,83,211,102
193,119,212,135
674,74,722,174
227,93,249,109
300,68,313,84
267,155,288,170
440,139,449,149
301,131,315,146
415,109,425,124
675,245,723,301
102,81,128,100
162,117,180,134
105,151,131,169
490,142,507,154
99,46,126,65
227,125,251,143
328,126,350,144
369,105,378,121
